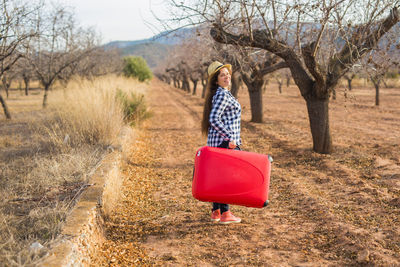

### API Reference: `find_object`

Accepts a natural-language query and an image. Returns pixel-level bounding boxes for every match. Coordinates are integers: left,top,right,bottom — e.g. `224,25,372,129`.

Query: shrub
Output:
122,56,153,82
116,89,152,126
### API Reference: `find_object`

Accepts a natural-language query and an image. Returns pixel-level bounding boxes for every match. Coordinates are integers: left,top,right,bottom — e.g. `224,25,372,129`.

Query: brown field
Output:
95,78,400,266
0,76,147,265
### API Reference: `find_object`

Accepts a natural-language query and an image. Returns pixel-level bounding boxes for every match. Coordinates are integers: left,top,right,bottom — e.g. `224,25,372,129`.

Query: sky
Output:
60,0,169,44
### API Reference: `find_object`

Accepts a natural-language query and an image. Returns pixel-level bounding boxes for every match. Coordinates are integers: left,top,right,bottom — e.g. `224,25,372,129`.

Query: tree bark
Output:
286,74,291,87
43,86,49,108
277,80,283,94
192,79,198,95
373,81,380,106
24,79,30,96
231,71,242,98
305,97,332,154
201,80,208,98
2,77,11,98
0,94,11,119
248,87,263,123
346,76,354,91
182,78,190,92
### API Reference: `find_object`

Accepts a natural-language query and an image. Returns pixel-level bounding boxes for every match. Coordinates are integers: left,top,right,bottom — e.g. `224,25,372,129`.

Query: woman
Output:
201,61,242,224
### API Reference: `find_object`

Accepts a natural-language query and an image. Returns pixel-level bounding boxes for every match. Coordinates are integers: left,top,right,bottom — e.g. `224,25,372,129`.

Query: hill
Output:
104,27,196,69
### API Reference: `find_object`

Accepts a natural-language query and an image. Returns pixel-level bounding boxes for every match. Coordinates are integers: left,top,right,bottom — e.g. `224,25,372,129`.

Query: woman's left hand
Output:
228,140,237,149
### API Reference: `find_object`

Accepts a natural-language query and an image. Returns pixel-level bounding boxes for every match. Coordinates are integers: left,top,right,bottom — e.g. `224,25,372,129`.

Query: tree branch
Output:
302,42,325,94
259,60,288,77
210,24,314,96
328,7,400,87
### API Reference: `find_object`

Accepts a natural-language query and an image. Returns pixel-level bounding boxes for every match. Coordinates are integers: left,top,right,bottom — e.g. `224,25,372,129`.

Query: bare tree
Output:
361,23,400,106
0,0,39,118
344,72,356,91
363,50,399,106
273,71,285,94
57,29,106,86
76,47,122,79
1,70,18,98
162,30,217,95
14,57,35,96
222,48,287,122
27,4,99,107
165,0,400,154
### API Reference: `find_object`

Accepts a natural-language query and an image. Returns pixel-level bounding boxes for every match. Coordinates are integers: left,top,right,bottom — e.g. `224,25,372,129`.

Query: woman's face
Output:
217,67,231,89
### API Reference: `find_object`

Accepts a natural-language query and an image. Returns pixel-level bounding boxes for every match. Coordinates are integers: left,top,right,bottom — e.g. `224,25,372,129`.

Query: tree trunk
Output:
286,75,291,87
182,79,190,93
43,86,49,108
24,80,30,96
305,97,332,154
5,86,9,98
231,72,242,98
192,80,198,95
277,81,282,94
248,86,263,123
347,78,353,91
0,94,11,119
243,75,264,123
201,80,207,98
374,83,380,106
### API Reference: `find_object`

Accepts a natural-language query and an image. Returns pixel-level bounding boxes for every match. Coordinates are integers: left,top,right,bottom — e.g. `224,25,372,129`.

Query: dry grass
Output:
0,75,148,266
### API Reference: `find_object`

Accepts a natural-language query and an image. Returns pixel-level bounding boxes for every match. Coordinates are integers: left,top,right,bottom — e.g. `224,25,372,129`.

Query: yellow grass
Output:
0,75,148,265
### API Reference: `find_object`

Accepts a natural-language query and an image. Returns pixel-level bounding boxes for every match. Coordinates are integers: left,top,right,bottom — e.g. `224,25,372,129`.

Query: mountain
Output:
104,27,196,69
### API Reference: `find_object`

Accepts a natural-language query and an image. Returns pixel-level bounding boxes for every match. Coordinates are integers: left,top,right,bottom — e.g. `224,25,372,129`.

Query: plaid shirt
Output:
207,87,242,147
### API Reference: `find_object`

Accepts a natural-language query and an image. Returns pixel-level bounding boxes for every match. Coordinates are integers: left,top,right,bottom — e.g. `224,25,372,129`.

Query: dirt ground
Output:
94,79,400,266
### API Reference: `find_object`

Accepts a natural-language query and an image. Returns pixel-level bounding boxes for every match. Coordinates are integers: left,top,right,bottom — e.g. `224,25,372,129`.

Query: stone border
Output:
41,127,134,266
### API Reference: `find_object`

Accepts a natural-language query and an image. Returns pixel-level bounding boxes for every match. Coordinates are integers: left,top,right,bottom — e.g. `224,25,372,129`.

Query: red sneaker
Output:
211,209,221,222
220,211,241,224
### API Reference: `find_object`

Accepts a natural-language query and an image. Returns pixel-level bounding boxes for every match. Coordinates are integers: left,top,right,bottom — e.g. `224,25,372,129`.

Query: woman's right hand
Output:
228,140,237,149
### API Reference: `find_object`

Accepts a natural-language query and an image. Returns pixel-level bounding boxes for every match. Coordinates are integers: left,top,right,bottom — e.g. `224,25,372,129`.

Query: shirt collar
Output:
218,86,233,96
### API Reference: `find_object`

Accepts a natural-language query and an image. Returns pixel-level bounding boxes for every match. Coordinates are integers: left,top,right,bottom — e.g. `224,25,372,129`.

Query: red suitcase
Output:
192,146,272,208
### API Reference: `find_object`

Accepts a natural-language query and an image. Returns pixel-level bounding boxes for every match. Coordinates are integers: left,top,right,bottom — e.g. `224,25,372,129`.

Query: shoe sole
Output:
219,219,241,224
211,218,220,222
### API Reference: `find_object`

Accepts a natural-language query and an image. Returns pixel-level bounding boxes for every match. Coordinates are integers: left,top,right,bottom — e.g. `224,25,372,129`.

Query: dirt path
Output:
94,79,400,266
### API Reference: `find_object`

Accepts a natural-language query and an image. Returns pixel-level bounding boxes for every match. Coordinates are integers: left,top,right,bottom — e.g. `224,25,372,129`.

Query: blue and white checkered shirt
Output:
207,87,242,147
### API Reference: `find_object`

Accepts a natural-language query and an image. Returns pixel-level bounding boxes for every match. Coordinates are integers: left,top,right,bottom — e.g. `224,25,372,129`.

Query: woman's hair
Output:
201,70,220,135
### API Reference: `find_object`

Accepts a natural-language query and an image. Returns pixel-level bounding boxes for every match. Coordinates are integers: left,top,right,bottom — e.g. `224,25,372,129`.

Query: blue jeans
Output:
212,140,241,214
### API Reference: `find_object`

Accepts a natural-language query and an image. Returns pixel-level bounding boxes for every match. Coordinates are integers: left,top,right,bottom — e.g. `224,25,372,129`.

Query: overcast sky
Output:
61,0,168,44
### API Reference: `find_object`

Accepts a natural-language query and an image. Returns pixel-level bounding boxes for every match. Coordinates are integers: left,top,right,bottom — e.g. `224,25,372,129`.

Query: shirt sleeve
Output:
209,91,232,140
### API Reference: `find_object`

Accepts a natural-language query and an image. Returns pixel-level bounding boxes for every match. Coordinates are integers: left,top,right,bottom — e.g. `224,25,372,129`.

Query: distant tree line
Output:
0,0,123,119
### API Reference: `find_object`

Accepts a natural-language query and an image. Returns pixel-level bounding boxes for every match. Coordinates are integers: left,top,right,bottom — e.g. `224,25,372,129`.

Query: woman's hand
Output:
228,140,237,149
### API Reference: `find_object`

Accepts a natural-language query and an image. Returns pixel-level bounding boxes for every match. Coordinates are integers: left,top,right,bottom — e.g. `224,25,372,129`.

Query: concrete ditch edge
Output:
41,127,135,266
